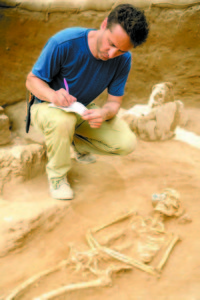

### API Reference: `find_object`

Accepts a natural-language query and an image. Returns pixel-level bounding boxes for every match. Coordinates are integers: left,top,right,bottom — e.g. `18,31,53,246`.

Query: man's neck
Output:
88,30,99,59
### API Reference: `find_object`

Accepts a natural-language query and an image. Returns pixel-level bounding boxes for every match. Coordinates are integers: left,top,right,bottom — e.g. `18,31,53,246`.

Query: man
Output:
26,4,149,200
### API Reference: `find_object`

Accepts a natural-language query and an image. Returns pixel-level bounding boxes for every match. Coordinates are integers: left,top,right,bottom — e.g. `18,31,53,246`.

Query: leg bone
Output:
5,260,68,300
33,275,112,300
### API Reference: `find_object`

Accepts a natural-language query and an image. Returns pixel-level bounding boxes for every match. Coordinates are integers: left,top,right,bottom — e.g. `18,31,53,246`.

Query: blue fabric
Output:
32,27,131,106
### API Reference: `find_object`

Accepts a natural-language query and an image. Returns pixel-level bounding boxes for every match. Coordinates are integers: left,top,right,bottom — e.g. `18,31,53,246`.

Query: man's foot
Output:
74,151,96,164
49,177,73,200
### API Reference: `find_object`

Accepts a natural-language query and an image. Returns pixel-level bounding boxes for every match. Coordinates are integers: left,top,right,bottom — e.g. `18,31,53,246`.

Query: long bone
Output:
5,244,99,300
155,233,181,273
87,211,136,250
6,209,181,299
5,259,69,300
34,265,132,300
5,242,129,300
87,230,158,277
92,211,136,234
33,272,112,300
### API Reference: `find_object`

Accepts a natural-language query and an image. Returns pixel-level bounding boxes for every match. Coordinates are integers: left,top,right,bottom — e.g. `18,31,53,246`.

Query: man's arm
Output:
26,72,54,102
101,94,123,120
82,94,123,128
26,72,76,107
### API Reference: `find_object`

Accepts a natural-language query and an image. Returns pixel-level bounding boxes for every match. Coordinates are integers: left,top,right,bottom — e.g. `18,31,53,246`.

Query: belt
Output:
25,92,40,133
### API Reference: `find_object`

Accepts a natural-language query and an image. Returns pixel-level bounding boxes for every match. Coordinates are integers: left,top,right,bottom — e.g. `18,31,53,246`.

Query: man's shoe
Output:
74,152,96,164
49,177,73,200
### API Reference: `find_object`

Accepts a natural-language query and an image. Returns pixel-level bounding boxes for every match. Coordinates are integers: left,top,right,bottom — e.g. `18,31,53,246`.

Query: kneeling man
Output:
26,4,149,200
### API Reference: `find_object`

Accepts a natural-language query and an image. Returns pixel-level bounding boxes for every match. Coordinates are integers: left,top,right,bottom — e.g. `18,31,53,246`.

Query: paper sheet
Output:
49,102,87,116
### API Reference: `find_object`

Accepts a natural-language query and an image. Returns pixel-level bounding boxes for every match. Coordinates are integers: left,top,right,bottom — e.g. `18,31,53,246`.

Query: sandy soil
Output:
1,108,200,299
0,4,200,300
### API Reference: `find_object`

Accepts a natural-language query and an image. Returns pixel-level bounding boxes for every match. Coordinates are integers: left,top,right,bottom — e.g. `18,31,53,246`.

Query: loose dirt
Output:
0,4,200,300
1,108,200,299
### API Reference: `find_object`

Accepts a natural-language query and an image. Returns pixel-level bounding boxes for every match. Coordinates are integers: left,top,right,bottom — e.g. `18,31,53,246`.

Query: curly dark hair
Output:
107,4,149,48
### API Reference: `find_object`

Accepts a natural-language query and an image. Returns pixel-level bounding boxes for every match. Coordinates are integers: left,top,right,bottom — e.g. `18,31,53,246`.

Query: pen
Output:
63,78,69,93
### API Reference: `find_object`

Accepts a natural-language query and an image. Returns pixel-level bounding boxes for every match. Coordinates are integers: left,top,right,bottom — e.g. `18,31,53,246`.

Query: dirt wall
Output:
0,4,199,108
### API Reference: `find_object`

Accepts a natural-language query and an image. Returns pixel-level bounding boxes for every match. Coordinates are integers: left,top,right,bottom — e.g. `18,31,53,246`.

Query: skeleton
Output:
119,82,175,119
148,82,174,108
122,100,186,141
120,82,188,141
6,189,186,300
87,194,182,271
152,188,185,219
5,239,132,300
33,265,131,300
145,188,184,272
33,272,111,300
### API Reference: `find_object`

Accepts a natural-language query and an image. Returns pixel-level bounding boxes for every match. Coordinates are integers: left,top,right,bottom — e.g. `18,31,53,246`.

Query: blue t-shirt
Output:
32,27,131,106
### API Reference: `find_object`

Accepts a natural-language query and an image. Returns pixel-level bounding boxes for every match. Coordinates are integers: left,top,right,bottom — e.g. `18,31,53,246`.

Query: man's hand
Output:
26,72,77,106
82,109,105,128
50,89,77,107
82,95,123,128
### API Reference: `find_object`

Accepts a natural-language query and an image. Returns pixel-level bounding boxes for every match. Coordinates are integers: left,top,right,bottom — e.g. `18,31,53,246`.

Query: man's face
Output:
96,20,133,61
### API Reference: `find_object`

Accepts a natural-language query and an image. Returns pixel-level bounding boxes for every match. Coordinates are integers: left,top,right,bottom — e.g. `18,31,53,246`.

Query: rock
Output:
0,144,46,194
0,199,70,257
0,107,4,114
0,107,11,145
178,213,192,224
4,101,45,145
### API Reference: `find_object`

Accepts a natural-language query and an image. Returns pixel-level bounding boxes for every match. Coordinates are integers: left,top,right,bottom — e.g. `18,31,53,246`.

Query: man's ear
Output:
101,17,108,30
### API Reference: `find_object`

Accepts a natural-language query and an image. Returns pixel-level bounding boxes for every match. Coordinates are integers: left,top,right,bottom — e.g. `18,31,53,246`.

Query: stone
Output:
0,199,70,257
0,107,11,145
4,101,45,145
0,144,46,194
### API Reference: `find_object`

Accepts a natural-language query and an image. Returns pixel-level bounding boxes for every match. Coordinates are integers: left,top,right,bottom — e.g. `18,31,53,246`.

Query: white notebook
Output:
49,102,87,116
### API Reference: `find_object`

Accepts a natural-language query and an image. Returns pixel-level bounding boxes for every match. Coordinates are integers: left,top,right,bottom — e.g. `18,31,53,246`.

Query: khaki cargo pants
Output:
31,102,137,180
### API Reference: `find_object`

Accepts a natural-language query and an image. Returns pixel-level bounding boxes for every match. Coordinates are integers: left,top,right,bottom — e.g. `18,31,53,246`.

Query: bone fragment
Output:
155,234,181,272
33,275,112,300
86,230,99,249
100,246,158,276
141,214,165,233
34,264,133,300
178,213,192,224
92,211,136,233
87,231,158,276
5,260,68,300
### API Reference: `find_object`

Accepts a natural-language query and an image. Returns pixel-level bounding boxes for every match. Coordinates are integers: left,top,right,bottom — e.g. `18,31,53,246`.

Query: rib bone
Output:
87,231,158,276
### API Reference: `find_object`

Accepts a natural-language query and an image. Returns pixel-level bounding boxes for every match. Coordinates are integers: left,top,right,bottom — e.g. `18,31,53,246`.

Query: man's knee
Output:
118,132,137,155
31,104,77,136
51,114,77,137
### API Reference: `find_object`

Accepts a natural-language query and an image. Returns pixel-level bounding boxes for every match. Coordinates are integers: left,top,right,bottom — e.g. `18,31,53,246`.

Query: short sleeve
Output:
108,54,131,97
32,38,63,83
